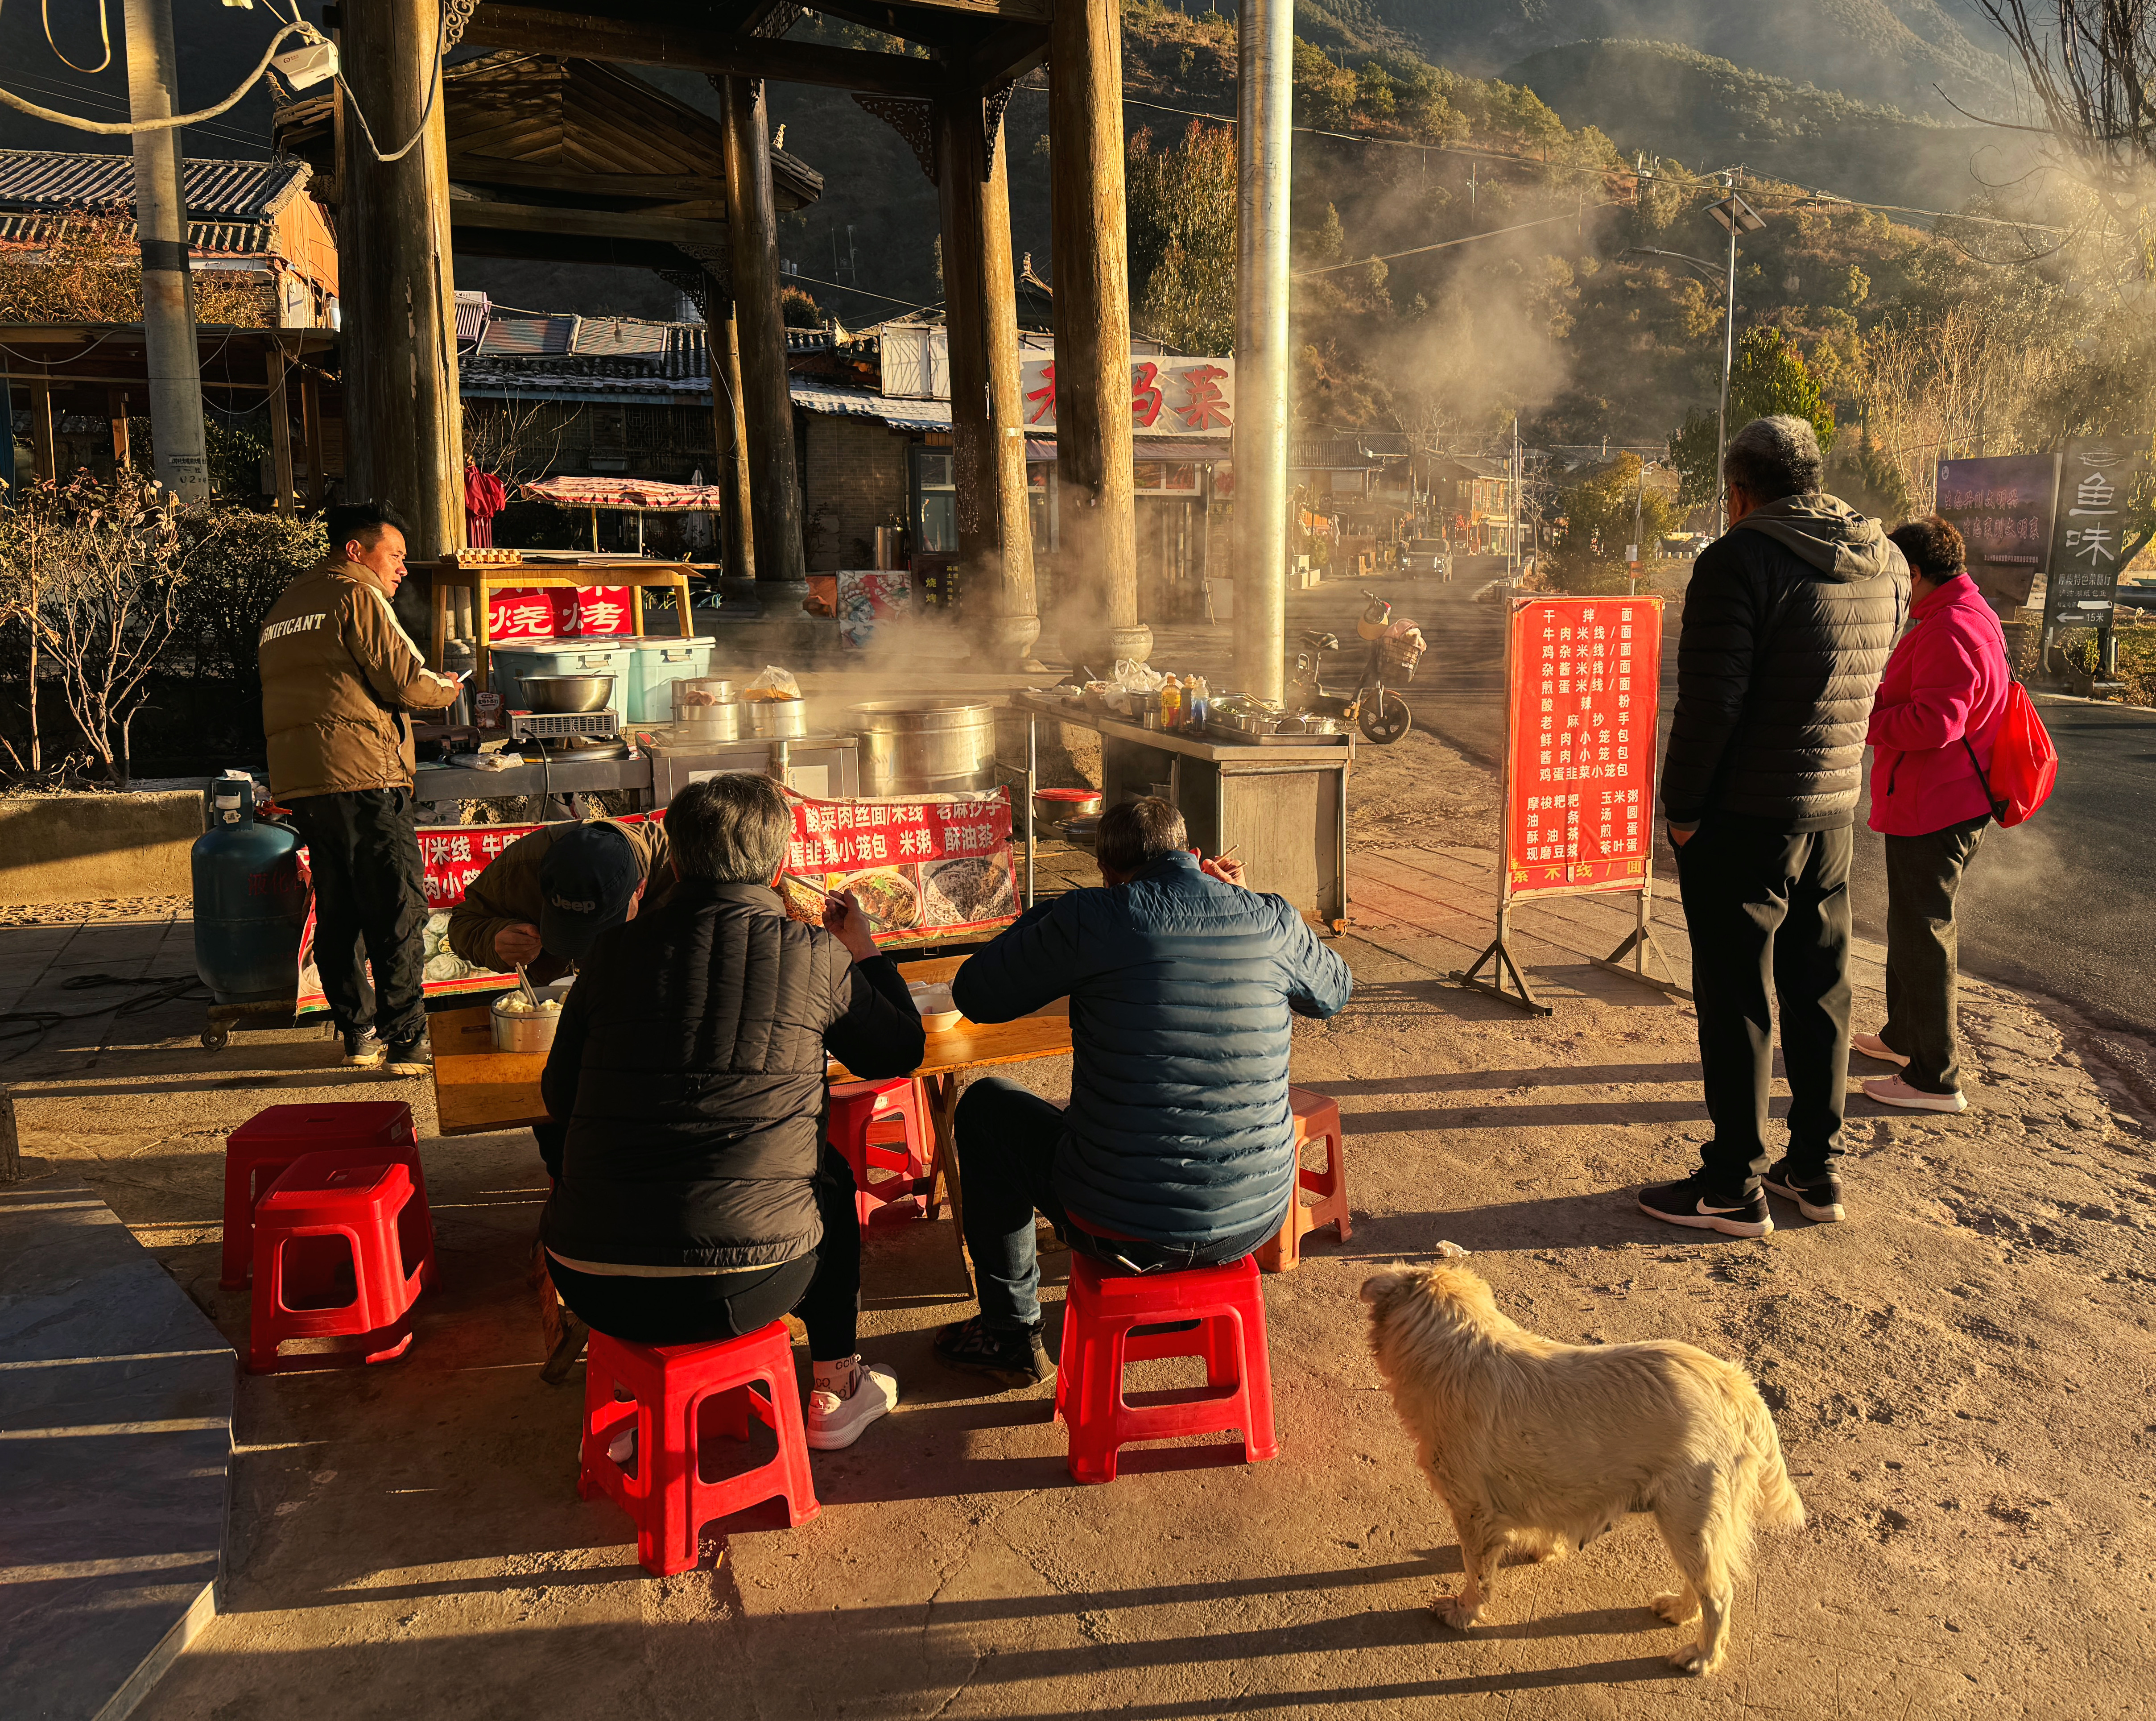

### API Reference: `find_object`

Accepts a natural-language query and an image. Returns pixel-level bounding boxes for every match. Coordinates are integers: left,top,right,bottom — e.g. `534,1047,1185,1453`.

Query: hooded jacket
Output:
1867,573,2011,837
951,851,1355,1246
445,816,676,972
257,558,460,801
1661,492,1908,832
537,878,925,1271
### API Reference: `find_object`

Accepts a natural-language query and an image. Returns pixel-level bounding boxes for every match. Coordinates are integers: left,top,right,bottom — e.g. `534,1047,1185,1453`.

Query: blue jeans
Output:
954,1076,1285,1330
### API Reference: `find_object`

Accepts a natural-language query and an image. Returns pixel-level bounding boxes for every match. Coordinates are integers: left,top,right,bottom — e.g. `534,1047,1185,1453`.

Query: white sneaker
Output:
1863,1075,1968,1113
1851,1031,1910,1067
806,1361,898,1451
606,1423,636,1467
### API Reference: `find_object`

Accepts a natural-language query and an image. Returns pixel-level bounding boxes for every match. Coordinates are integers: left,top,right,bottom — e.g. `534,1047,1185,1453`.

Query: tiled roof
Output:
0,151,310,222
789,381,951,431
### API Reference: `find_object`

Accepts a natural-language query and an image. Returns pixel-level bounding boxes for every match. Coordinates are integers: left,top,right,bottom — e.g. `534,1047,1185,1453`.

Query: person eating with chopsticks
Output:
933,795,1354,1388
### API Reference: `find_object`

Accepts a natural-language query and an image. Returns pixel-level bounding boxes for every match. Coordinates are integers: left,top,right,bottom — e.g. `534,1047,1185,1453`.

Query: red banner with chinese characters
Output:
1503,595,1664,898
486,587,577,641
293,815,656,1015
778,789,1020,949
575,586,635,635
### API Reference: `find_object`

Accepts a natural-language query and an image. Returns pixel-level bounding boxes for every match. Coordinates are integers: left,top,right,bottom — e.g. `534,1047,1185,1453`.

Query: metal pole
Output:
1233,0,1292,703
1717,174,1736,538
1508,414,1521,581
124,0,209,502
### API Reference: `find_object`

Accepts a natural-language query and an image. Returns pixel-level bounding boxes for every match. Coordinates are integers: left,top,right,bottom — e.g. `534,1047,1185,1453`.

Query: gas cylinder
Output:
191,769,308,1005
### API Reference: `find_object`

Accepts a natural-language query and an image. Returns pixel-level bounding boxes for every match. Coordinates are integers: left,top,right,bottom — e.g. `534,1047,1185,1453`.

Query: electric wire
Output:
41,0,112,76
0,971,210,1062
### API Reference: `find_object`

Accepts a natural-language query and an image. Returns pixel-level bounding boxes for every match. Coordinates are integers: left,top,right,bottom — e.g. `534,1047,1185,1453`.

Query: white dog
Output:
1360,1260,1805,1675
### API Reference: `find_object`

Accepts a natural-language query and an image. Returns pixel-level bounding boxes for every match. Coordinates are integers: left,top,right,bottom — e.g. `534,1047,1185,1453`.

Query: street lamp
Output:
1622,178,1764,535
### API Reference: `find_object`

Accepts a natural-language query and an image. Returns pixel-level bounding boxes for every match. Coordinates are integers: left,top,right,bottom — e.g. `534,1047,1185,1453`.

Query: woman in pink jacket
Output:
1858,517,2011,1113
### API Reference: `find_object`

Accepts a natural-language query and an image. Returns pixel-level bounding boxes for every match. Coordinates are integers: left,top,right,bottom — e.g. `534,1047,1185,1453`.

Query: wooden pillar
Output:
28,378,55,481
107,388,131,473
1049,0,1146,664
339,0,463,564
264,338,296,517
720,76,806,610
301,371,325,507
937,96,1041,667
711,288,756,588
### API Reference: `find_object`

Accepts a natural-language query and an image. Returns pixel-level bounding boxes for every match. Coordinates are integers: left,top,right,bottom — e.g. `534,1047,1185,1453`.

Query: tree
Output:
1125,121,1237,355
1973,2,2156,226
1669,327,1838,503
1549,453,1681,592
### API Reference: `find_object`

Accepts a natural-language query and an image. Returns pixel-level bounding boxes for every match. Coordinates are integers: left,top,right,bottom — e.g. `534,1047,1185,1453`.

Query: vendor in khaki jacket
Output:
258,502,459,1072
446,816,675,980
933,796,1355,1389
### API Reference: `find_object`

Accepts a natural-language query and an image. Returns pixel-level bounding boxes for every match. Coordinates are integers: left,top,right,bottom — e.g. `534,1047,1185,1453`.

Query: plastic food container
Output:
908,980,962,1032
489,639,636,705
626,635,716,723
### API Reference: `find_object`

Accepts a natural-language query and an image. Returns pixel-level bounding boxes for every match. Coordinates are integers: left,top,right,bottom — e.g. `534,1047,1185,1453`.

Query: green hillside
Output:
1500,38,2031,214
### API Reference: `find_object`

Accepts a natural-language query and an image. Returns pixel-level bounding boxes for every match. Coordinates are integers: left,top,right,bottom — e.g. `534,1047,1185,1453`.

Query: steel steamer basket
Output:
847,699,999,796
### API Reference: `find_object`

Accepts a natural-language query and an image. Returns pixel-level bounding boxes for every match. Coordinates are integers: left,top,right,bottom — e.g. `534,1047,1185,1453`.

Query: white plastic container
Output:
626,635,716,723
489,638,636,705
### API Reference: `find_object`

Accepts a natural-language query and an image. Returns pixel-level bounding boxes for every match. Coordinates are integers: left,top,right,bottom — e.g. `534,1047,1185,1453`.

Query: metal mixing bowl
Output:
519,674,615,713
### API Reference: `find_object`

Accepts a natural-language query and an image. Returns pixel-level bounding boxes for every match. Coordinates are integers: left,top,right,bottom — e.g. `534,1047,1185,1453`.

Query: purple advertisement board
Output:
1935,454,2058,611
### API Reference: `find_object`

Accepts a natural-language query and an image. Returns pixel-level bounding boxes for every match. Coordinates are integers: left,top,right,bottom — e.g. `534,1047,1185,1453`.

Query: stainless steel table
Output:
1008,694,1353,927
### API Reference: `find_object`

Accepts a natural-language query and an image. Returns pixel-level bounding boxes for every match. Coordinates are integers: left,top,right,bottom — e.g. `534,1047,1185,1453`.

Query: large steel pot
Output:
520,674,615,713
848,699,997,796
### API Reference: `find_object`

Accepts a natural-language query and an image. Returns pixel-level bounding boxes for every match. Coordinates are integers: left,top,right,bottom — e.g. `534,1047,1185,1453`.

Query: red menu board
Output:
1503,594,1664,898
780,788,1020,949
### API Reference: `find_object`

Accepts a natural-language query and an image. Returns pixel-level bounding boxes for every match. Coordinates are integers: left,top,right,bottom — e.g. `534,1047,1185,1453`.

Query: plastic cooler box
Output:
625,636,716,723
489,639,638,706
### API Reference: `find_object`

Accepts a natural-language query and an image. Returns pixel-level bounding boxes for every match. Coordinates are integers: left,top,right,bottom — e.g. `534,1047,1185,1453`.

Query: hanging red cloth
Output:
463,464,508,548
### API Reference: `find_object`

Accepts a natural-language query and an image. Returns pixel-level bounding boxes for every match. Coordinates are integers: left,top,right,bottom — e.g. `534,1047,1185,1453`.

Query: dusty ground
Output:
5,659,2153,1719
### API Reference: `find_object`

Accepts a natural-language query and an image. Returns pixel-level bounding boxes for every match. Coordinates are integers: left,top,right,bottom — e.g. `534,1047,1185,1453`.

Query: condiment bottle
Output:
1160,677,1183,730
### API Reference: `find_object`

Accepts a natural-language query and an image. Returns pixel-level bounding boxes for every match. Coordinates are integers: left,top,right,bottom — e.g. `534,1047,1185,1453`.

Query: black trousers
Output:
285,787,429,1046
547,1144,862,1359
1676,815,1854,1190
1882,815,1988,1095
954,1076,1288,1331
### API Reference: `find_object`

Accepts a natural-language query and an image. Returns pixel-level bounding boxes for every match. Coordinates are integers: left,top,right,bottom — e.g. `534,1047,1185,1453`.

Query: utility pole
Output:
123,0,209,501
1706,178,1763,538
1233,0,1293,702
1508,414,1521,583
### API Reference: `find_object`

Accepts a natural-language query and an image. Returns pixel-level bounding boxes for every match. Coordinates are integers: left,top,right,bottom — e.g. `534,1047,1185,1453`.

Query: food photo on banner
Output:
774,788,1020,947
1503,595,1666,898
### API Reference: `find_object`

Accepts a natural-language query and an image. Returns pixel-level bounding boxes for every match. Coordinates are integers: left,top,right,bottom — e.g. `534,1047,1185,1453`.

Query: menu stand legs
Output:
918,1072,975,1299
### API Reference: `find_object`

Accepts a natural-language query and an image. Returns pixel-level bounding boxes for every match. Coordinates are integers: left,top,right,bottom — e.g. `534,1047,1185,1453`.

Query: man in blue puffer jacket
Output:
935,797,1354,1388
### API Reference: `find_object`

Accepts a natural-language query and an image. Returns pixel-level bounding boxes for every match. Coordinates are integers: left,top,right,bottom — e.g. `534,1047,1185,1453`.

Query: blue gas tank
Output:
192,769,309,1004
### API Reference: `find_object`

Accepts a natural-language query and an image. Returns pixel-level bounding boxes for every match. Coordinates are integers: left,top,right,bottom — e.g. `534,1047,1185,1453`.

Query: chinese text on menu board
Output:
1504,595,1665,898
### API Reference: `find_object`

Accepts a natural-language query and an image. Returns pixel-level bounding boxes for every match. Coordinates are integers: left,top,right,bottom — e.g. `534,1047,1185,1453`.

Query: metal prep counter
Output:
1008,694,1352,928
411,733,860,817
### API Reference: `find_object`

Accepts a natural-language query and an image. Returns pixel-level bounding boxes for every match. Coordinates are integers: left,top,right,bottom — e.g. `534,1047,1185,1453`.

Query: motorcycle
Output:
1291,591,1425,745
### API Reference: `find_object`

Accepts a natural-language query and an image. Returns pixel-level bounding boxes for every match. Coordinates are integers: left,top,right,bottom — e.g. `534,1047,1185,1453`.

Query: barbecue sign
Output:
1020,355,1235,437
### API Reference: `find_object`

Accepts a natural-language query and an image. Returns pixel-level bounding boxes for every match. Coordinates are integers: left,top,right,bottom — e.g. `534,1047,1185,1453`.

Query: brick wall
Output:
803,415,911,571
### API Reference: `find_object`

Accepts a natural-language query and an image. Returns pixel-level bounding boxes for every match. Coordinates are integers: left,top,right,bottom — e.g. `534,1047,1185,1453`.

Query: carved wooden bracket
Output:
982,78,1019,180
854,93,939,187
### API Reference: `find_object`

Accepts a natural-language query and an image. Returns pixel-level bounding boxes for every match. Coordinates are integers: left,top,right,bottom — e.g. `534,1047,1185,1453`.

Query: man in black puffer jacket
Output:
934,797,1354,1388
1643,414,1907,1239
539,773,925,1451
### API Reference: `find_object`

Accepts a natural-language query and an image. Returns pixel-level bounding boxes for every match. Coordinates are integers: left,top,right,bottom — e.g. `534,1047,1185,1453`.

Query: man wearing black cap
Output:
447,816,674,979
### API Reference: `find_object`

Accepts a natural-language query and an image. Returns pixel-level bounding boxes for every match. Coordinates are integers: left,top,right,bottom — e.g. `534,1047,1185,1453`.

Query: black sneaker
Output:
341,1028,386,1067
1637,1174,1773,1238
1763,1158,1846,1223
384,1035,432,1076
934,1316,1055,1389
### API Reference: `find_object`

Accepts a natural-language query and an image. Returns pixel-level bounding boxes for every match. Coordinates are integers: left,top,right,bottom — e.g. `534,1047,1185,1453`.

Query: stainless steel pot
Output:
675,701,742,741
519,674,615,713
748,697,808,738
492,999,561,1052
1033,788,1103,830
848,698,997,795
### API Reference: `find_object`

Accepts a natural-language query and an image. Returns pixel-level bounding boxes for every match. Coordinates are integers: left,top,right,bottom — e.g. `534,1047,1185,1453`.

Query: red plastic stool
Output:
248,1154,434,1374
578,1321,821,1576
1258,1088,1351,1274
826,1078,929,1225
223,1101,425,1289
1054,1252,1280,1484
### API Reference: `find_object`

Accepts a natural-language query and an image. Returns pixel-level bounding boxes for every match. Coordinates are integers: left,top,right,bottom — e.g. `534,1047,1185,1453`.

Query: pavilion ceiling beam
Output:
465,6,945,96
448,158,727,200
801,0,991,48
962,22,1049,90
449,198,729,248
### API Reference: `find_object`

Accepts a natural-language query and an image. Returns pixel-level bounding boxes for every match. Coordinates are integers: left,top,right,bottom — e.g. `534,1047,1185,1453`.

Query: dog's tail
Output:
1740,1384,1806,1533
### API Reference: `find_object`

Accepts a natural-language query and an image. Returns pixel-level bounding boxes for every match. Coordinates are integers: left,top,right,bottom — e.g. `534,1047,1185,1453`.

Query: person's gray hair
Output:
1723,415,1824,502
1097,795,1187,873
663,773,793,884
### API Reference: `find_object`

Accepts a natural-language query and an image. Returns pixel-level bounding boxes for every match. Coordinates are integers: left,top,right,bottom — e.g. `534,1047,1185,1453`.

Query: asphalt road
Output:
1372,572,2156,1047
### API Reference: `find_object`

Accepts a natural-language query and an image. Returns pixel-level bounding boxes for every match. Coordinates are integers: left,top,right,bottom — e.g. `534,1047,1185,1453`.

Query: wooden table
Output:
424,557,696,685
426,953,1074,1294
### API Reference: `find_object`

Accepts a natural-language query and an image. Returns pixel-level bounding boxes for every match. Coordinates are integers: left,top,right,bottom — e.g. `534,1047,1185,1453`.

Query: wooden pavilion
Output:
323,0,1145,666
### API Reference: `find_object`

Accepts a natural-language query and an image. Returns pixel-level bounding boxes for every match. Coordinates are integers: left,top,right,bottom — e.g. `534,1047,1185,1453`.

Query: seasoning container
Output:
1159,677,1184,731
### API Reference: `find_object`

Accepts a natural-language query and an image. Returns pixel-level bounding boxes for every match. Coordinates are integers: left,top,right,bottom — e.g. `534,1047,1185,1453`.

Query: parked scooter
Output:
1290,591,1426,744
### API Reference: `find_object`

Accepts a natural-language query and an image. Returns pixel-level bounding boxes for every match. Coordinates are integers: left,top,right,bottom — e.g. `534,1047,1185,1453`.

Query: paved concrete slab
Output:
0,1175,235,1721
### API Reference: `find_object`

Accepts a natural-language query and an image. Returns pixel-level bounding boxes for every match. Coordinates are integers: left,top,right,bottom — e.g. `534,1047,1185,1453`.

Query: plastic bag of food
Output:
745,665,801,701
1110,658,1165,694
